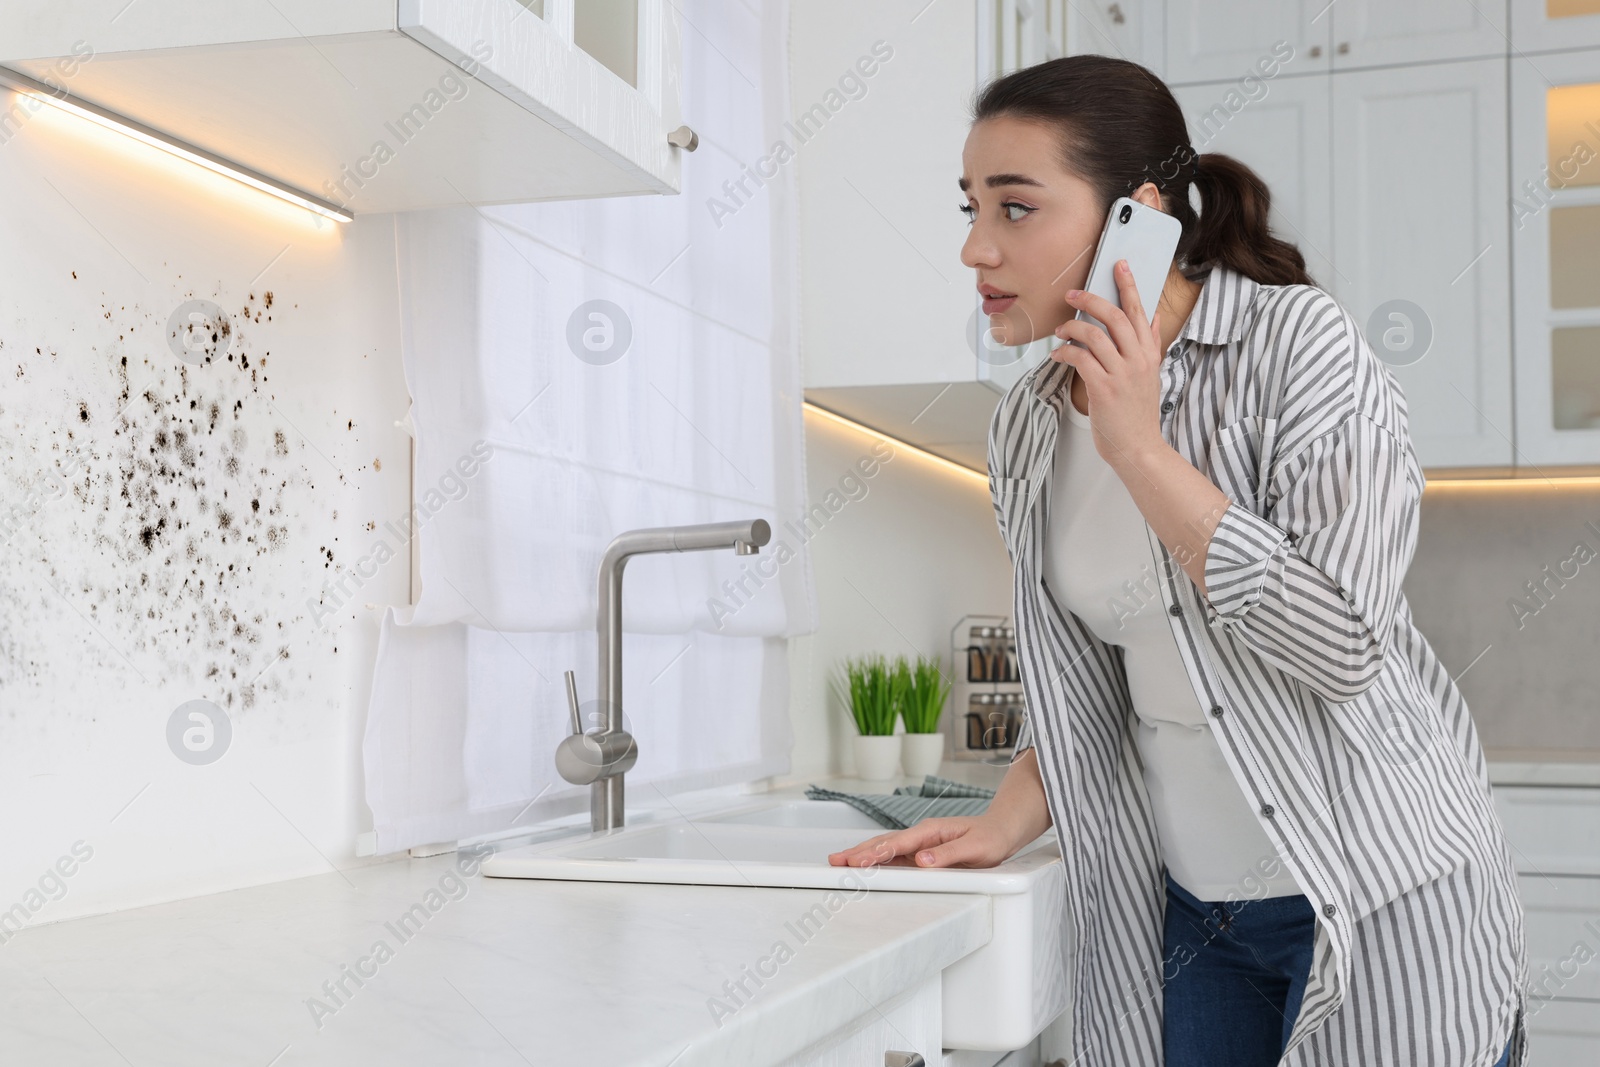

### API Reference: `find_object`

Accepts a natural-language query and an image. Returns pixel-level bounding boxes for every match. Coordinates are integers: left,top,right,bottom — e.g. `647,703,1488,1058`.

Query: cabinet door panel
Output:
1524,998,1600,1061
1166,0,1328,85
1518,874,1600,1004
1173,74,1333,288
795,0,979,390
779,974,941,1067
1066,0,1164,77
1513,0,1600,54
1493,786,1600,878
1330,0,1508,70
1511,47,1600,466
1330,58,1513,469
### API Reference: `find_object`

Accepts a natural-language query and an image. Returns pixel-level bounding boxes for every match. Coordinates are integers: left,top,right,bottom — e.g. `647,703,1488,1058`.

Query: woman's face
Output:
959,115,1107,347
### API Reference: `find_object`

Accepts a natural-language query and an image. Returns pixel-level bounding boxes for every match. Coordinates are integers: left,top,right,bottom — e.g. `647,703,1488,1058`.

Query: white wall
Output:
0,93,409,925
785,408,1014,778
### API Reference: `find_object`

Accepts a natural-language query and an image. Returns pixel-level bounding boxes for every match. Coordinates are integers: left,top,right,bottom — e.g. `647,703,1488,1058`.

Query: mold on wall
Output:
0,281,359,742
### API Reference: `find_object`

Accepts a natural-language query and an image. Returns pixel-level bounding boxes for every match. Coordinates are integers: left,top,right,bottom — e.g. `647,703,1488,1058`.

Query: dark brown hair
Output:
971,54,1315,288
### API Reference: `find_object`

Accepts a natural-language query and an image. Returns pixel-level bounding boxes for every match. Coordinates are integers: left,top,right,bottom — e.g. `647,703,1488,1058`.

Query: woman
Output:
828,55,1527,1067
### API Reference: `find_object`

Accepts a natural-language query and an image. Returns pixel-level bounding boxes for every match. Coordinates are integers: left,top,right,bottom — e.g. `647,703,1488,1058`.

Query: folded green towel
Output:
804,774,997,830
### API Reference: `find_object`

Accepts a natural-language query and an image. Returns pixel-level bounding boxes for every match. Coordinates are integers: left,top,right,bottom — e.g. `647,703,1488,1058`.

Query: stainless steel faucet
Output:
556,518,771,831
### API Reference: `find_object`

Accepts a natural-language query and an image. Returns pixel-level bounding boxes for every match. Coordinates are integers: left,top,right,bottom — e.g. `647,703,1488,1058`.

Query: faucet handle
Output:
564,669,584,735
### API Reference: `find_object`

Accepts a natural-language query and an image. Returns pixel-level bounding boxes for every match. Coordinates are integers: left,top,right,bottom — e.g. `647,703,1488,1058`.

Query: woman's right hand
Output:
826,814,1021,870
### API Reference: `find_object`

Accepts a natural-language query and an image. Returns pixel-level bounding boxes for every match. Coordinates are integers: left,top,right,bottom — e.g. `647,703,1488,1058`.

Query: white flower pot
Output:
852,734,902,781
901,732,945,779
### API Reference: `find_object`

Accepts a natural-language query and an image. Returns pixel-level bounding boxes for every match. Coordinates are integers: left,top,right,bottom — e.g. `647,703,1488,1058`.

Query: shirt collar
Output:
1028,262,1260,404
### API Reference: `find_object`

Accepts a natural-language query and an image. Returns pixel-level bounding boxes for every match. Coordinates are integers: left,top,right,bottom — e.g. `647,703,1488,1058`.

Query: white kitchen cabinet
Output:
0,0,688,213
1165,0,1508,85
1175,56,1512,470
1492,779,1600,1057
795,0,1065,471
1513,0,1600,54
1065,0,1165,78
779,973,942,1067
1525,998,1600,1060
1494,785,1600,878
1327,0,1508,71
1519,874,1600,1002
1171,73,1333,292
1165,0,1330,84
1329,57,1513,470
1511,46,1600,466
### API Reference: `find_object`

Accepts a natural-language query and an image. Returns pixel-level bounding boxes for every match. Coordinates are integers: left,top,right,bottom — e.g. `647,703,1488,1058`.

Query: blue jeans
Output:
1161,871,1513,1066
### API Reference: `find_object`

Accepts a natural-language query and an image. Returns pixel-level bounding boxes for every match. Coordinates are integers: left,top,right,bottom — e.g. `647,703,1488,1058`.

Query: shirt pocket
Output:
1205,415,1279,515
991,475,1032,558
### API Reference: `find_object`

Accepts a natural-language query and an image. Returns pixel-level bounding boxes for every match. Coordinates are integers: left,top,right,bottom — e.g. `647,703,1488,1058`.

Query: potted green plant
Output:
895,654,951,778
835,654,901,780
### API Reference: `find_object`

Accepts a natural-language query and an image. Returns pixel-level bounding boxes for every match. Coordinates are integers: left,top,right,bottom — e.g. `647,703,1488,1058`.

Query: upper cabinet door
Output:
1328,0,1508,70
1171,73,1333,287
1511,47,1600,466
1065,0,1166,78
1513,0,1600,53
1330,58,1513,470
795,0,980,391
1165,0,1330,86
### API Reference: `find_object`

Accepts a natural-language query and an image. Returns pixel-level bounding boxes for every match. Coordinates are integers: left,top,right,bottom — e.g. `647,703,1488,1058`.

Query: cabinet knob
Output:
1309,44,1322,57
667,124,699,151
1337,41,1349,54
885,1054,926,1067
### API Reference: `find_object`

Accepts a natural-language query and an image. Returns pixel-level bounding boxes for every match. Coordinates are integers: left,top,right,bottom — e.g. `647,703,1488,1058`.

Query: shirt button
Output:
1323,903,1338,918
1168,604,1183,617
1261,803,1275,818
1209,704,1224,717
1160,400,1175,413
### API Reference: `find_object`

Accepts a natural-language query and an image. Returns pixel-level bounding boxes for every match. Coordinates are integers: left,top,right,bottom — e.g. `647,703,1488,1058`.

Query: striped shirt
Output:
991,262,1529,1065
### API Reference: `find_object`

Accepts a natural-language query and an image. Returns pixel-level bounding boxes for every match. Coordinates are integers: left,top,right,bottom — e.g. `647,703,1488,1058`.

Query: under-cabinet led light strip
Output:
802,401,988,484
0,65,354,224
804,402,1600,490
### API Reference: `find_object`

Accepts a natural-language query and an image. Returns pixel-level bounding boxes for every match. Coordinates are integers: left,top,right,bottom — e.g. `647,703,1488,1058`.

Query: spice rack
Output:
946,614,1024,763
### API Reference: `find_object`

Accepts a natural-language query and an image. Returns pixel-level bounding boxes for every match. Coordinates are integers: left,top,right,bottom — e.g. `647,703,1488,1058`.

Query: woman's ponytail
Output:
1176,152,1315,287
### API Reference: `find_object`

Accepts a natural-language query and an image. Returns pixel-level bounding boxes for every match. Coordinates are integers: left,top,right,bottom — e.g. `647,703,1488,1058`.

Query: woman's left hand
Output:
1051,259,1167,470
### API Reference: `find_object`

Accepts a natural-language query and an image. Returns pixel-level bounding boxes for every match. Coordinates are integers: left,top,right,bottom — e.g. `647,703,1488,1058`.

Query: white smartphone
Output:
1066,196,1183,345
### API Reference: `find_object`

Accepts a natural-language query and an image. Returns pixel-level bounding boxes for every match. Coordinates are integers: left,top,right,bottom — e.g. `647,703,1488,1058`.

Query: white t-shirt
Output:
1042,386,1303,900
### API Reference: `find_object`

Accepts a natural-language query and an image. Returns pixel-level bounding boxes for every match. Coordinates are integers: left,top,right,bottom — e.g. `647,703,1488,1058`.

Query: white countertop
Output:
0,769,997,1067
2,754,1583,1065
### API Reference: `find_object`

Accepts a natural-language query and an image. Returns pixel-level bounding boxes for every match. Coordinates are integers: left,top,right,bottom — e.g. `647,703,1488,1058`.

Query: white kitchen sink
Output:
696,798,886,830
481,795,1071,1051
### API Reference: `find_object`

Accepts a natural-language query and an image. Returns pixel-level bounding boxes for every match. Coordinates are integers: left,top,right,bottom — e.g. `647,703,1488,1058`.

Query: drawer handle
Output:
885,1054,925,1067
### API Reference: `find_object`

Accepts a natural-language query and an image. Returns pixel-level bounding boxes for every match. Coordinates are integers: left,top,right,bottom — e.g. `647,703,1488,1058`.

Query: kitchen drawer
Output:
1493,787,1600,877
1524,997,1600,1060
778,973,941,1067
1520,875,1600,1003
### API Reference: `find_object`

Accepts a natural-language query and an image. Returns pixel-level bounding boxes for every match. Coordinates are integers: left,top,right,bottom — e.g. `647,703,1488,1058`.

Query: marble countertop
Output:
0,770,995,1067
5,753,1581,1065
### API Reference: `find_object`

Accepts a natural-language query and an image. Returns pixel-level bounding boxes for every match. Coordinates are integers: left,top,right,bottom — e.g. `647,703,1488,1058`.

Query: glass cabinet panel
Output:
1552,326,1600,430
1547,83,1600,187
575,0,639,88
1547,81,1600,439
1550,205,1600,308
1549,0,1600,18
